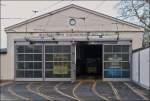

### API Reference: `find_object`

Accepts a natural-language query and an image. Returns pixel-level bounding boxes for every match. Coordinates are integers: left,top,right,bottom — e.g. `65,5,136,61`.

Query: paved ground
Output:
0,81,149,101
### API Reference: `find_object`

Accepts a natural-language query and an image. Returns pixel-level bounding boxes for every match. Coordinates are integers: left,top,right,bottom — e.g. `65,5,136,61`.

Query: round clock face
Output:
69,18,76,26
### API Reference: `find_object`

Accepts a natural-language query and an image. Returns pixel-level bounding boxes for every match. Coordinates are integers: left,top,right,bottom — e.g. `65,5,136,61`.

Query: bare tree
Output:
116,0,150,47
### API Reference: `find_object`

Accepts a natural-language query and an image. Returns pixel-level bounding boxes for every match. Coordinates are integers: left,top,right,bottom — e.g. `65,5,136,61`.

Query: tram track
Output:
54,82,79,100
26,82,54,101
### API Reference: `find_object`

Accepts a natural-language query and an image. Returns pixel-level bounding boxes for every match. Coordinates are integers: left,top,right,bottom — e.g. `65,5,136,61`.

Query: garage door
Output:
103,45,131,80
15,42,74,81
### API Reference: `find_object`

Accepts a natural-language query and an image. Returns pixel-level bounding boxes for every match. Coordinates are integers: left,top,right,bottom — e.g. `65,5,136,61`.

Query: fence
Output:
132,47,150,89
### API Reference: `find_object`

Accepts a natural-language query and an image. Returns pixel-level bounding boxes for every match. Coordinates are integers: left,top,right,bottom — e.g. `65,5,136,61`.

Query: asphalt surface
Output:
0,81,149,101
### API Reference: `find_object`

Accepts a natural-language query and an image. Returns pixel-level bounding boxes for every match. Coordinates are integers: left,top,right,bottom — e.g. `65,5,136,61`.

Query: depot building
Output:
2,4,144,81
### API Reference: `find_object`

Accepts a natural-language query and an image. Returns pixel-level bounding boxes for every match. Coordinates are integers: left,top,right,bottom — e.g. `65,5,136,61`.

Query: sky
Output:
0,1,119,48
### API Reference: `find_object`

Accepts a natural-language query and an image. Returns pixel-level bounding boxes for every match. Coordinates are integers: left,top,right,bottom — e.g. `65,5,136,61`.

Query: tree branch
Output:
131,0,149,29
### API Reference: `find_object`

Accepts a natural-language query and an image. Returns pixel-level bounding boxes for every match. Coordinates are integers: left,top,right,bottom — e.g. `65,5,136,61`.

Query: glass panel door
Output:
44,45,72,80
103,45,130,79
15,44,43,80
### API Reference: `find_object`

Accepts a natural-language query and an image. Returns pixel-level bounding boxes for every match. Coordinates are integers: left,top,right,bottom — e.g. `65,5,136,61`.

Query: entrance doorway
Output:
76,43,103,79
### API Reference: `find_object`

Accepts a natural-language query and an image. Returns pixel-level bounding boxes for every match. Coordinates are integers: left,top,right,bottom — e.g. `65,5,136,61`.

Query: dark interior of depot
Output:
76,43,103,79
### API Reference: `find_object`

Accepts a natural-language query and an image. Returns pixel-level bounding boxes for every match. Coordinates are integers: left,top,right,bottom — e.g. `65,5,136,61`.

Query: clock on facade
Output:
69,18,76,26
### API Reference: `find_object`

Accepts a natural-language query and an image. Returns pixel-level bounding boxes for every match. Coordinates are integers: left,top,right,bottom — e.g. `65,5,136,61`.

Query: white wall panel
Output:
132,47,150,89
140,48,150,88
132,52,139,82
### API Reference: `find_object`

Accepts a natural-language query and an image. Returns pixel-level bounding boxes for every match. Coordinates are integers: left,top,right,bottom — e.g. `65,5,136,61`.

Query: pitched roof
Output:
5,4,144,31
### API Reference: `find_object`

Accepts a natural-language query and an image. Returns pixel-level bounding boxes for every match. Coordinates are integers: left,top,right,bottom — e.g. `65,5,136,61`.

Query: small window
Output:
45,46,53,53
122,45,129,53
45,54,53,61
25,54,33,61
25,46,33,53
34,54,42,61
122,54,129,61
54,46,62,53
34,46,42,53
104,54,112,61
17,62,24,69
25,71,33,78
113,45,121,52
122,62,130,69
16,46,24,53
17,54,24,61
45,62,53,69
34,62,42,69
25,62,33,69
122,70,130,78
104,45,112,52
16,70,24,78
62,46,71,53
34,71,42,78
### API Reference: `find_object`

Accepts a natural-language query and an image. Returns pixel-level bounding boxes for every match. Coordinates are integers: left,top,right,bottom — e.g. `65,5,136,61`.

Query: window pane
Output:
54,46,62,53
45,71,53,78
112,54,122,61
122,45,129,53
34,54,42,61
63,73,71,78
16,46,24,53
122,54,129,61
25,71,33,78
53,62,70,75
62,46,71,53
45,46,53,53
45,54,53,61
34,46,42,53
122,70,130,78
25,46,33,53
16,70,24,78
113,69,121,78
34,71,42,78
45,62,53,69
104,62,112,69
25,54,33,61
54,54,71,61
104,62,121,69
104,54,112,61
17,62,24,69
25,62,33,69
122,62,130,69
104,45,112,52
34,62,42,69
111,62,121,68
113,45,121,52
104,70,113,78
17,54,24,61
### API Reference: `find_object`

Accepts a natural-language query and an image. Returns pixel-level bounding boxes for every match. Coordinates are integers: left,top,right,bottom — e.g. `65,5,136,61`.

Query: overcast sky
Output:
0,1,119,48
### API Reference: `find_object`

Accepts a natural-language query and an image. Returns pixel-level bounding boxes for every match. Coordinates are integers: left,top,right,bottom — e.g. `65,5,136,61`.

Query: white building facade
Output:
2,4,144,82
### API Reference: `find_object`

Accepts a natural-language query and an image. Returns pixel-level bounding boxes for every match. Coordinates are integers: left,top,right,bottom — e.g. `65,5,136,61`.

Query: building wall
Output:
0,54,8,80
0,31,142,80
7,8,143,32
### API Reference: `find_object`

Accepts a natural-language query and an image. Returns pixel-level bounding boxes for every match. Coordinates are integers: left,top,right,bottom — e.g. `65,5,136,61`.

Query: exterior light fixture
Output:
24,37,35,45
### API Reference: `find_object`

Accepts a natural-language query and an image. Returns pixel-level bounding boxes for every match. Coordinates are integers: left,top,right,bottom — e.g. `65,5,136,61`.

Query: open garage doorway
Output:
76,43,103,79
